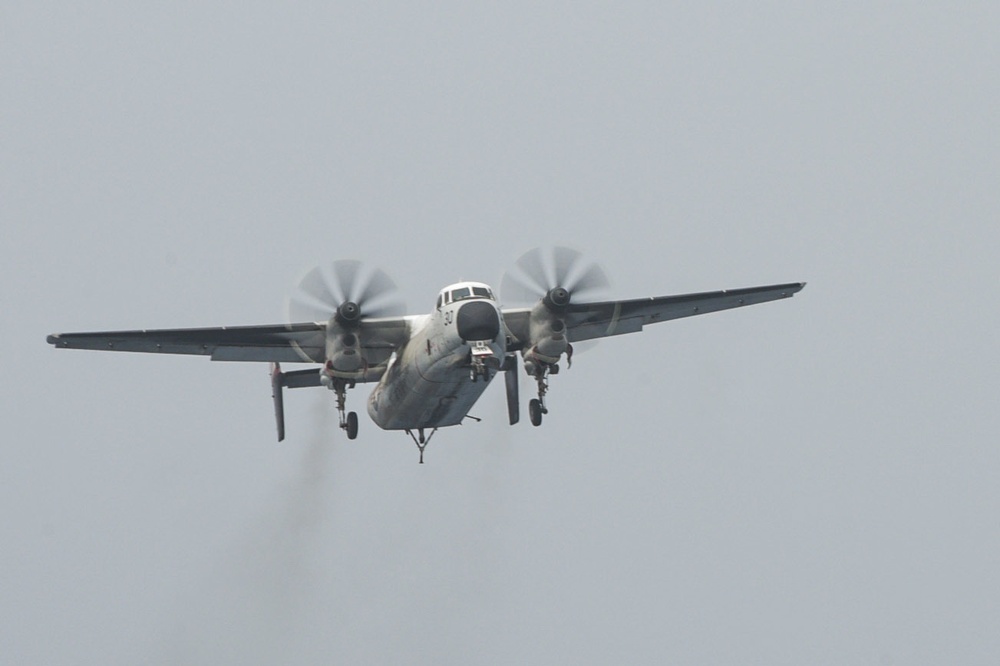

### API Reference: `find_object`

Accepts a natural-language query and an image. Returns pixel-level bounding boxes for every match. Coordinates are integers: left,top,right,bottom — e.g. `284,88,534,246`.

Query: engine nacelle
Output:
523,300,568,366
324,319,364,377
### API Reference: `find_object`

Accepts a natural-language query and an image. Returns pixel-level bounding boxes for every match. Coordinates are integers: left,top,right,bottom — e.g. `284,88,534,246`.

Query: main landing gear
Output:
529,398,544,426
325,376,359,440
528,362,558,427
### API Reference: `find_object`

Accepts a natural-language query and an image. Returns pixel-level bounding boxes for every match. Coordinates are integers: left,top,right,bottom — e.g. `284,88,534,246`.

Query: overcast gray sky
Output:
3,3,998,664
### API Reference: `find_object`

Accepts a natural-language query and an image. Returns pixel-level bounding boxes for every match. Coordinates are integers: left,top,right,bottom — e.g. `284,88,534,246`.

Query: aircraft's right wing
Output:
46,323,328,362
46,316,415,365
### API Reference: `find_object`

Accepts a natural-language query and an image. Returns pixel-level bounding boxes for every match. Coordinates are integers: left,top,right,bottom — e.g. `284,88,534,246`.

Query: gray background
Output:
3,3,998,664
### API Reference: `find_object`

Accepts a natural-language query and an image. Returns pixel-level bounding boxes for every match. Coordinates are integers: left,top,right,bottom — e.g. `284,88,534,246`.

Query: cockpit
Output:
437,283,495,309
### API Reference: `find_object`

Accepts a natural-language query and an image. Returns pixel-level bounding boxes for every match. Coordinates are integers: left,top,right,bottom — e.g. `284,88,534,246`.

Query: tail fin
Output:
503,354,519,425
270,363,285,441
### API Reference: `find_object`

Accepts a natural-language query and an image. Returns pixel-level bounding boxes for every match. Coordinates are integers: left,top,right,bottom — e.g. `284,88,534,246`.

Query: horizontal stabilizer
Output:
281,368,323,389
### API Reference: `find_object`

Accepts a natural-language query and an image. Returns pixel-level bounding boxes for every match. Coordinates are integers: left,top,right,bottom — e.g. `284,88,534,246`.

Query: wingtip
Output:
47,334,61,346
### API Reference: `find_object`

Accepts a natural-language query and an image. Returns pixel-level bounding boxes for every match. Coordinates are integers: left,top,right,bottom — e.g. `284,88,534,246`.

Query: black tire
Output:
529,399,543,426
346,411,359,440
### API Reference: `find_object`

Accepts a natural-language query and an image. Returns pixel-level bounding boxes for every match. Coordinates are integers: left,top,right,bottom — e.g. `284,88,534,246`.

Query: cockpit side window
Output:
437,294,443,309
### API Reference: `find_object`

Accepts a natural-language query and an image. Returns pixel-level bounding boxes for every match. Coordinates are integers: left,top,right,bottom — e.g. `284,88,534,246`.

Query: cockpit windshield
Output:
446,285,495,304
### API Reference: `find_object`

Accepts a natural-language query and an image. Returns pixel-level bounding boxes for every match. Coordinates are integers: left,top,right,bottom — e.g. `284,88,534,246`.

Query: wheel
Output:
470,369,478,382
346,411,359,439
529,398,543,426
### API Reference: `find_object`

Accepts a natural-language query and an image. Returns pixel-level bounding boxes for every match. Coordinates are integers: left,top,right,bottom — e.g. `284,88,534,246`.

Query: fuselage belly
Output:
367,288,504,430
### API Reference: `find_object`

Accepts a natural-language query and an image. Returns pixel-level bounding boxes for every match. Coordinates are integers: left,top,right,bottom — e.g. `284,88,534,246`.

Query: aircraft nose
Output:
456,301,500,341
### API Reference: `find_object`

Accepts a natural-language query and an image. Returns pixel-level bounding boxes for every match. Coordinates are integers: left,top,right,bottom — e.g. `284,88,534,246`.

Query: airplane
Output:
46,248,805,462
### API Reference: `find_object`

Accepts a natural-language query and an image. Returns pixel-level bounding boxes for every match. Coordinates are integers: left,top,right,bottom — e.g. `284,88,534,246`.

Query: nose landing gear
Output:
469,365,491,382
468,340,495,383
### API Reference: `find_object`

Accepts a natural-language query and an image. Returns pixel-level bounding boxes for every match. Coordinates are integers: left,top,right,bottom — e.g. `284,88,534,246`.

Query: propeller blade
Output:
552,246,610,297
287,266,341,323
333,260,362,303
500,248,551,305
353,266,405,317
297,266,342,309
287,260,405,323
500,246,610,306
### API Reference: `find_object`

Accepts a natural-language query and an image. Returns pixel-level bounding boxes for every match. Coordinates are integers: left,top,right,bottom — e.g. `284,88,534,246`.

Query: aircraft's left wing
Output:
503,282,805,345
564,282,805,342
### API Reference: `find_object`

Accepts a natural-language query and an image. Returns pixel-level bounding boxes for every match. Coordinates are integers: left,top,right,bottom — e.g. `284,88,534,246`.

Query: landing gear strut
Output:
326,376,359,440
469,365,491,383
529,363,554,427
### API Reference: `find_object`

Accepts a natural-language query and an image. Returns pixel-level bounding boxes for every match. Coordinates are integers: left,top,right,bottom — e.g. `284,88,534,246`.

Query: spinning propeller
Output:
499,247,611,427
287,260,405,324
500,246,610,309
283,260,405,439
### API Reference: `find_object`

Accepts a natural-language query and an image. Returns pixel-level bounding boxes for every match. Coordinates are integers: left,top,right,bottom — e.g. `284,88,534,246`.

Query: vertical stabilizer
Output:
270,362,285,441
503,354,519,425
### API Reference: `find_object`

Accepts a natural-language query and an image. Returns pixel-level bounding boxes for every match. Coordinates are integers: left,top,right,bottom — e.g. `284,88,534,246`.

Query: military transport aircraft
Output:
47,248,804,462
